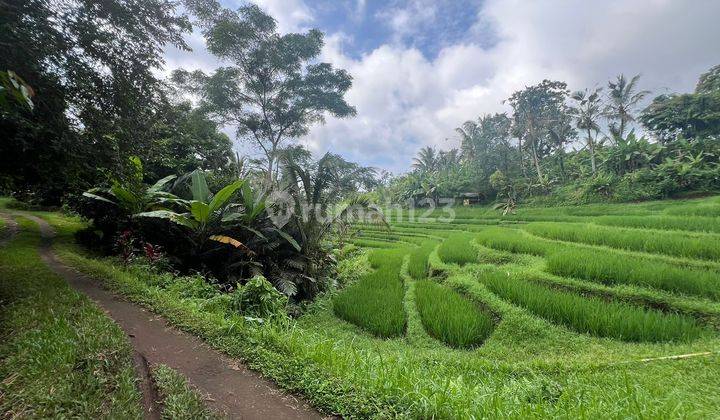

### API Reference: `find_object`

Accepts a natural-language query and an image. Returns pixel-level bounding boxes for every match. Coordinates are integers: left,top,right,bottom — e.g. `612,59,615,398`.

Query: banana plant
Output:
82,156,185,215
135,170,252,253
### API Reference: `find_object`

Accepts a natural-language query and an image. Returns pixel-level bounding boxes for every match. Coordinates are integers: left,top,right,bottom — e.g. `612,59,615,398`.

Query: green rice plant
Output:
436,233,478,265
333,248,407,337
349,239,399,249
475,227,563,256
480,270,705,342
547,248,720,300
414,280,495,348
407,240,439,280
665,203,720,217
596,215,720,234
525,222,720,261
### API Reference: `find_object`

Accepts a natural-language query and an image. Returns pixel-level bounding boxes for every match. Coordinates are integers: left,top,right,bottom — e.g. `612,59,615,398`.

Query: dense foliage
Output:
382,67,720,206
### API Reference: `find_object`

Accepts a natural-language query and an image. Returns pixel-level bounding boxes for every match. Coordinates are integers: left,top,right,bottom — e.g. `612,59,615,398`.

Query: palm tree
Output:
456,121,480,161
571,88,604,174
412,146,438,173
437,148,461,171
605,74,650,138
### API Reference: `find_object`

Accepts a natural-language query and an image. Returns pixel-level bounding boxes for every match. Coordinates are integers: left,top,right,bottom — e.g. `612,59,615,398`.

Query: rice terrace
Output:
2,0,720,418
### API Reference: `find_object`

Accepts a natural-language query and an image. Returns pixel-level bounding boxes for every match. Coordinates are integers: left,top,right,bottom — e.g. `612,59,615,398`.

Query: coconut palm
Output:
413,146,438,173
571,88,604,174
605,74,650,138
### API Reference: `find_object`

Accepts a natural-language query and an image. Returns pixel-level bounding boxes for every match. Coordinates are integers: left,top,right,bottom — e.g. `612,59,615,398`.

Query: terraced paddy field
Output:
8,196,720,417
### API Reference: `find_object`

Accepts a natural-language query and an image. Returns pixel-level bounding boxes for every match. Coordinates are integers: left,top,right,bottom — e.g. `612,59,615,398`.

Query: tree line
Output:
379,67,720,207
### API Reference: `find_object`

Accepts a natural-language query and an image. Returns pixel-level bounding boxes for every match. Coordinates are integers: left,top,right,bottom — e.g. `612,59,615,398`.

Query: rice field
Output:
343,195,720,346
333,248,408,337
36,195,720,417
414,280,495,348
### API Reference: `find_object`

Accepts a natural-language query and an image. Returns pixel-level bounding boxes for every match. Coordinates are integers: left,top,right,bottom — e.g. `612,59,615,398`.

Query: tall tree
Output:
0,0,191,202
412,146,438,173
571,88,604,174
175,1,356,188
604,74,650,138
508,80,571,183
641,64,720,142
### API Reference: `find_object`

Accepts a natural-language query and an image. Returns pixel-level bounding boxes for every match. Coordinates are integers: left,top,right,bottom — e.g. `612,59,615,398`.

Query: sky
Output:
164,0,720,174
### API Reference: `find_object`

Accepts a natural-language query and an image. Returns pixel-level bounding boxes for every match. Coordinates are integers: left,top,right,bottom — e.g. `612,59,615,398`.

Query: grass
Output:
524,222,720,261
436,233,478,265
14,200,720,418
596,215,720,234
0,217,142,418
665,202,720,217
332,248,408,337
152,364,217,419
480,270,707,342
547,248,720,300
414,280,495,348
475,227,563,256
407,240,438,279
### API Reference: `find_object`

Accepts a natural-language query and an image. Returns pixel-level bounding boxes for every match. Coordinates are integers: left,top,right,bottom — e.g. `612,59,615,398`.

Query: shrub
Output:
232,275,288,319
480,270,705,342
437,233,478,265
165,274,219,300
414,280,495,348
547,248,720,300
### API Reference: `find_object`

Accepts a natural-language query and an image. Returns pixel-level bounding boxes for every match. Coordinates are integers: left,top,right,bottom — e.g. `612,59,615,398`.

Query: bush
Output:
232,275,288,319
166,274,219,300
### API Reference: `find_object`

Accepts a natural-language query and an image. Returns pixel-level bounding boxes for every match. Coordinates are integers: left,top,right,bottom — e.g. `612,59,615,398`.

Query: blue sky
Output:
165,0,720,173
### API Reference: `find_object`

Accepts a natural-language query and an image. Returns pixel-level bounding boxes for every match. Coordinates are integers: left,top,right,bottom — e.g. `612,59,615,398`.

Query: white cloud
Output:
163,0,720,173
302,0,720,173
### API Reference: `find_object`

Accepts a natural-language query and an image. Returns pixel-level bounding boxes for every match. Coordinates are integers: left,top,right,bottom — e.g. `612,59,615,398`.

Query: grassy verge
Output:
479,269,706,342
547,248,720,300
0,217,142,418
152,364,217,419
332,248,408,337
525,222,720,261
436,233,478,265
414,280,495,348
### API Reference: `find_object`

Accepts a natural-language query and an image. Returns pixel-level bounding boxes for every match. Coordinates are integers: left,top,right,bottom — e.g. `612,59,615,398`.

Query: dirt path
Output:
20,214,322,420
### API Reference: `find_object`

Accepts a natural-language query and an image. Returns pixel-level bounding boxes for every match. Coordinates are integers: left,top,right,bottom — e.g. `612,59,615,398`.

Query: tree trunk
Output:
587,128,596,174
531,139,543,182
